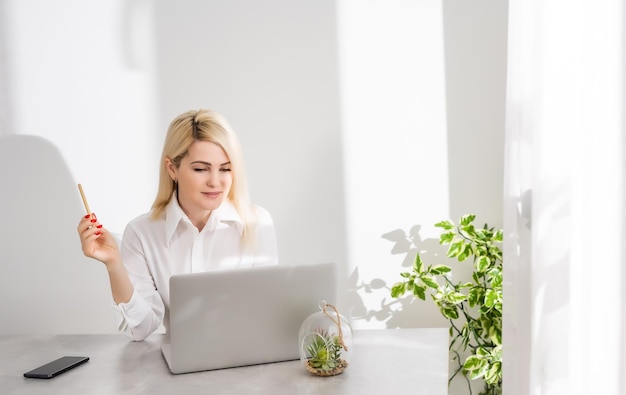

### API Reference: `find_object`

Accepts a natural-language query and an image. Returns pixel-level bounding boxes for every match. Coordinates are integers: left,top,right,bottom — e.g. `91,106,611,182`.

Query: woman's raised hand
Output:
77,213,121,266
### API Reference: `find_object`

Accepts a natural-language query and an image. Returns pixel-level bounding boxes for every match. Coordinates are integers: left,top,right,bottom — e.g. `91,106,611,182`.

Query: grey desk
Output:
1,328,448,395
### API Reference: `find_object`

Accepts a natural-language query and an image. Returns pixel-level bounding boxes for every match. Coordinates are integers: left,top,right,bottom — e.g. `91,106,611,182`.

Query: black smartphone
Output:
23,356,89,379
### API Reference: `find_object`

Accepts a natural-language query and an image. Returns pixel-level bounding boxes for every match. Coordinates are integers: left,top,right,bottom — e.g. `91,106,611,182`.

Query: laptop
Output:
161,261,337,374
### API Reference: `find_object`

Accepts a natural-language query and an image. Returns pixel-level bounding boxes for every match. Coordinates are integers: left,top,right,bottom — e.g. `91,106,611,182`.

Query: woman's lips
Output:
203,191,222,198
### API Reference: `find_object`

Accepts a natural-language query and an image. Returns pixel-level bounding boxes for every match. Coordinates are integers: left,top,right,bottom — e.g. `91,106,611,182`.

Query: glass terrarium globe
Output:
298,302,353,376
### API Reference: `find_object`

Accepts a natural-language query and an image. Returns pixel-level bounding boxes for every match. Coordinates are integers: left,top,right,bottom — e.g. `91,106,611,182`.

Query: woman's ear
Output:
165,157,177,182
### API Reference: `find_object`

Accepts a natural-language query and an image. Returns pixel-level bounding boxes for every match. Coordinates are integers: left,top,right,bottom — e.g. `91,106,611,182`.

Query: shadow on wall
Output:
0,135,117,334
362,221,501,394
343,225,456,329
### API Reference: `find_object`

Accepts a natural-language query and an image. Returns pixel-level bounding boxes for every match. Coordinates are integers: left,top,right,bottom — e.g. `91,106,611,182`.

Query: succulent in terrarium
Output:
305,328,345,373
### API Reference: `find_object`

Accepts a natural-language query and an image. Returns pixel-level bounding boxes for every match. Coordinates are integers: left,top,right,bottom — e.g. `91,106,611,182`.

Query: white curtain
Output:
503,1,625,394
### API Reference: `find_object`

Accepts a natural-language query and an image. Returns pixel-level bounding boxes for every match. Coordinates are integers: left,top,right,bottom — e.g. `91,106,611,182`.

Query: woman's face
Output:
167,140,233,218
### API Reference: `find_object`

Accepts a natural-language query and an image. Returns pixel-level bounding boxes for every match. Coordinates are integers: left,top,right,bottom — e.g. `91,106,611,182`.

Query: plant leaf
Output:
461,224,476,237
413,284,426,300
447,292,467,304
468,287,483,307
447,241,464,258
390,283,406,298
457,243,473,262
441,305,459,320
484,289,499,308
413,254,424,274
463,355,485,373
476,256,490,272
430,264,452,275
489,325,502,346
460,214,476,226
484,361,501,385
420,275,439,289
439,231,455,244
435,220,454,230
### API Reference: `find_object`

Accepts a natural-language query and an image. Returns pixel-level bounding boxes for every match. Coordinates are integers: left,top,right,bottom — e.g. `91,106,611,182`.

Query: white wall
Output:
338,0,507,329
338,0,452,329
0,0,507,333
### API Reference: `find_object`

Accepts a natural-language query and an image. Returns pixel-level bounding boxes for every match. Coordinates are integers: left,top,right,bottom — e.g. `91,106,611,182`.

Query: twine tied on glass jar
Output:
321,302,348,353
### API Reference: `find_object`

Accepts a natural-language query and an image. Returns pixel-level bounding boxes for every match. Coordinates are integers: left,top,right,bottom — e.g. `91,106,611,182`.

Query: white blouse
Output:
113,197,278,341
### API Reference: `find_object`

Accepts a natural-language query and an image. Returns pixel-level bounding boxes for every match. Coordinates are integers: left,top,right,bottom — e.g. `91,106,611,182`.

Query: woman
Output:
78,109,278,341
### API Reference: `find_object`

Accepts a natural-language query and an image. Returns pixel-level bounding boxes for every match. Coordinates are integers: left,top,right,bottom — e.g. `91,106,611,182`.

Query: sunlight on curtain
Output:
504,1,624,394
336,0,450,329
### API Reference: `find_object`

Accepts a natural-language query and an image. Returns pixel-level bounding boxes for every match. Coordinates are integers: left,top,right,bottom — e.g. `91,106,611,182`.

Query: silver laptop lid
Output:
165,261,337,374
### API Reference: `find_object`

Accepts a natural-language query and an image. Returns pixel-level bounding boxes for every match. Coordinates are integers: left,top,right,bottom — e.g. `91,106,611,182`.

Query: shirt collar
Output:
164,195,244,244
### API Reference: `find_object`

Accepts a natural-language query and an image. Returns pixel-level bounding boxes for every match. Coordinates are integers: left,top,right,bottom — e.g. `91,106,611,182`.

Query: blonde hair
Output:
151,109,257,248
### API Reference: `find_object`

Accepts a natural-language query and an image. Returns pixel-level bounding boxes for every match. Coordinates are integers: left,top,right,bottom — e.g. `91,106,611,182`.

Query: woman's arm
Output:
104,259,134,305
78,214,163,340
116,219,166,341
77,214,134,304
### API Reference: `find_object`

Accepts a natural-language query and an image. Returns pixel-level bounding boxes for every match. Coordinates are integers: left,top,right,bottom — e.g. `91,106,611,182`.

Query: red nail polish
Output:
84,214,91,219
90,219,97,223
95,231,101,236
96,225,102,229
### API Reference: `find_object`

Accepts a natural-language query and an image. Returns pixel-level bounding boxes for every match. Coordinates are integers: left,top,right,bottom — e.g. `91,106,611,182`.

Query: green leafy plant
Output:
391,214,503,395
304,328,347,376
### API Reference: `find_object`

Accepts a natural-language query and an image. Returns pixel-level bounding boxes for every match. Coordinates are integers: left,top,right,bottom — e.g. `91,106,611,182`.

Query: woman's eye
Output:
193,168,207,172
220,168,232,172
